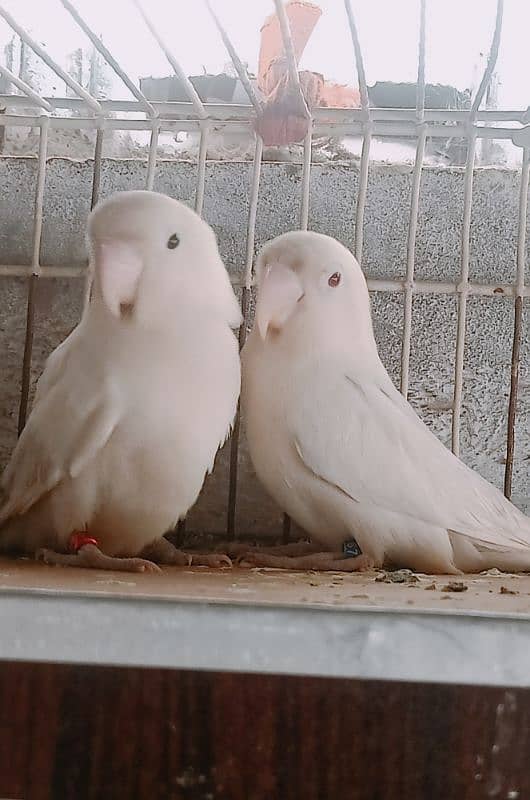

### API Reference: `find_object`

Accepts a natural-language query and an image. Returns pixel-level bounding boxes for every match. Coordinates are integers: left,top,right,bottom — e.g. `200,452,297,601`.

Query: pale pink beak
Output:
95,240,144,318
256,261,304,340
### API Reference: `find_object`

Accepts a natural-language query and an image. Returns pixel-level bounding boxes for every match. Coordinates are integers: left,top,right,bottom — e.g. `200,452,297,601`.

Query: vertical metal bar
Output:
241,137,264,340
504,147,529,498
17,276,37,435
400,128,426,397
195,121,209,215
452,129,477,456
415,0,427,119
354,128,372,264
299,126,312,230
227,135,263,538
91,126,104,209
145,118,159,191
18,116,49,434
451,0,503,457
400,0,427,397
83,123,105,312
344,0,371,265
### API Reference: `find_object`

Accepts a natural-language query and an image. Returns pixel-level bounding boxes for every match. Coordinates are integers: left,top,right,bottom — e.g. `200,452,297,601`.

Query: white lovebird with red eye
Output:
240,230,530,573
0,190,242,572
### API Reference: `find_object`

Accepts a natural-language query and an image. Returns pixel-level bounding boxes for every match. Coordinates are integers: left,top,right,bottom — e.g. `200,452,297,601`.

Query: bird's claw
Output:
35,546,163,573
172,552,193,567
36,548,59,566
127,558,163,573
235,552,259,568
190,553,233,568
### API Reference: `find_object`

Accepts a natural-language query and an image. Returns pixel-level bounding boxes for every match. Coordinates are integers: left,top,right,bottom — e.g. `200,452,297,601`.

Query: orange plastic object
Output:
255,1,359,146
320,82,361,108
258,1,322,97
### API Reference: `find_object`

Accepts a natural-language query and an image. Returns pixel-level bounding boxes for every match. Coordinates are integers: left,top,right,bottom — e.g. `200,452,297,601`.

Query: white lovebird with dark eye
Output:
0,190,242,572
240,230,530,573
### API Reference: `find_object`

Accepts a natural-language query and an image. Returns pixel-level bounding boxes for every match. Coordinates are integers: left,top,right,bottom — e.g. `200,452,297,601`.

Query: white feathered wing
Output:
0,325,122,527
289,362,530,562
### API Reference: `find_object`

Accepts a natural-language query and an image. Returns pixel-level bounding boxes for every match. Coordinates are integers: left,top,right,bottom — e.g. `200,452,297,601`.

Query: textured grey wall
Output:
1,157,529,538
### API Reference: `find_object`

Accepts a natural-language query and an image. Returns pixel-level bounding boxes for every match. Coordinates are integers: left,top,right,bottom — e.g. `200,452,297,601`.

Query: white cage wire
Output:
0,0,529,541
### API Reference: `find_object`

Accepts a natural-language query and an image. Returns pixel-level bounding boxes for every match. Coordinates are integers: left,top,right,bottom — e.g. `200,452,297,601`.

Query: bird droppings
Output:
375,569,420,584
500,585,519,595
441,581,469,592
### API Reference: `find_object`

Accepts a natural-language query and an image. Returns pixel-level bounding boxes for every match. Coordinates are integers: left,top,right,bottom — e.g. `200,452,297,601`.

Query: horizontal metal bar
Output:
1,94,528,124
0,114,526,144
2,264,529,298
311,122,527,141
322,108,530,123
369,279,527,296
0,265,88,278
0,114,239,133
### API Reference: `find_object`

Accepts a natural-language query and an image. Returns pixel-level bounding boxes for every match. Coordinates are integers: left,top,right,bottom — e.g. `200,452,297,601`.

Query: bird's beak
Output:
256,261,304,340
95,239,144,318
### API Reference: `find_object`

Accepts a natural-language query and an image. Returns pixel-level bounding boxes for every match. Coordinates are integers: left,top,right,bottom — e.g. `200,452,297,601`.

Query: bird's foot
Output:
218,540,317,559
238,550,374,572
141,537,231,568
190,553,232,568
141,537,192,566
36,544,162,573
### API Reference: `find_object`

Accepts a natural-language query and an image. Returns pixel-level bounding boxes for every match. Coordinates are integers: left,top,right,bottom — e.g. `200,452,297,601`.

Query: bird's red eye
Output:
328,272,341,287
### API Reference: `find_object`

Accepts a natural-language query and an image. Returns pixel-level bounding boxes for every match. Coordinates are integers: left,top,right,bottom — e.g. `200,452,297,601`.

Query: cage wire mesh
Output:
0,0,529,542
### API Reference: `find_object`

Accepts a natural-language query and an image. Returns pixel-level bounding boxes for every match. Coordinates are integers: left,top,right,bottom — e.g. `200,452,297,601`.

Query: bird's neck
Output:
85,292,231,339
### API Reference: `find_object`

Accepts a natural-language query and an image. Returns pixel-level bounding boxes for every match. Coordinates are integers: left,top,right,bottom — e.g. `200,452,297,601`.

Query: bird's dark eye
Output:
328,272,341,287
167,233,180,250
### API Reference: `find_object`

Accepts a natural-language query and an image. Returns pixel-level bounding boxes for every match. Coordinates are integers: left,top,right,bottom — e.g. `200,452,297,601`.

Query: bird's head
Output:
87,190,242,328
254,230,375,349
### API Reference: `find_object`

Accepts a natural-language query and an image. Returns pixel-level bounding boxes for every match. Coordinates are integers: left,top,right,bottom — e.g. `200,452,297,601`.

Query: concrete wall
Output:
1,157,529,538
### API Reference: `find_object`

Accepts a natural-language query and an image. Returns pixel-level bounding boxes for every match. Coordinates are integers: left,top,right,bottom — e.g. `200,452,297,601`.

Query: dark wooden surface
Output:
0,662,528,799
